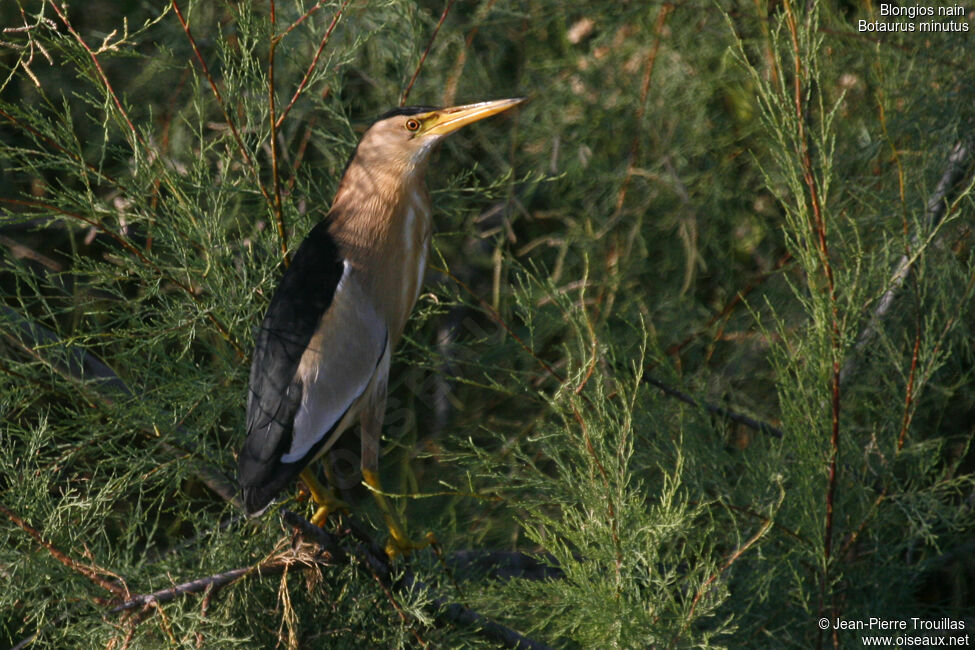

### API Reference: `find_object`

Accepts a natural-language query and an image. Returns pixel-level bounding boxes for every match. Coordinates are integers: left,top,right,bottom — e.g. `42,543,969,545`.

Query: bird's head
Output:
351,98,526,179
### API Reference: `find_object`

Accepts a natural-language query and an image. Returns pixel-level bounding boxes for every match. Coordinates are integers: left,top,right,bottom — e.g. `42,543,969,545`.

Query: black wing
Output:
238,219,344,515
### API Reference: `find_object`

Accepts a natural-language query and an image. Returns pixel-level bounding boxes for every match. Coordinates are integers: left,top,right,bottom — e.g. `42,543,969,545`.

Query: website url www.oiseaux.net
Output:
861,634,970,646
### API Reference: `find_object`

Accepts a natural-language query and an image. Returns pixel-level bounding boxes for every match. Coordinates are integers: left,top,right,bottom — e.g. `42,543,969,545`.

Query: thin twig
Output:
836,490,887,560
0,108,119,188
268,0,289,266
170,0,272,206
896,320,922,452
278,0,327,40
400,0,457,106
275,0,350,128
574,263,598,396
682,515,774,626
48,3,140,146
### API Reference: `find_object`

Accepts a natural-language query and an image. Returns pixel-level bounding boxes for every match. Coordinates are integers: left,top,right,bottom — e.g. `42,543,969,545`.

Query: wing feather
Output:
238,220,346,514
282,276,387,463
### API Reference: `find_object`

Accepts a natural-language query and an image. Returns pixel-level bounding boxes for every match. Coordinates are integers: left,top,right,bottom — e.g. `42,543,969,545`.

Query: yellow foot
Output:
300,467,349,527
361,468,436,558
309,497,350,527
385,530,437,559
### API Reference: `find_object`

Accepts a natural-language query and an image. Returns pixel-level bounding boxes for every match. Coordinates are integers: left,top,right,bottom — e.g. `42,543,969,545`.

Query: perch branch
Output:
284,511,554,650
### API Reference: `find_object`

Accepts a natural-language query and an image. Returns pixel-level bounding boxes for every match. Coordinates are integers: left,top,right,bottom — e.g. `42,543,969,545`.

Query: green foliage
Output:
2,0,974,647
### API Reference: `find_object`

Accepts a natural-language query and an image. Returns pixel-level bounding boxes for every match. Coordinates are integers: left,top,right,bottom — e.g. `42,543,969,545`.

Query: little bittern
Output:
238,98,524,553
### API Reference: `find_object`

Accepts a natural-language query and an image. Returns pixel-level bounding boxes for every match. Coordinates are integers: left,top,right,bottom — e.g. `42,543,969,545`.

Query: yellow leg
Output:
361,468,436,558
299,466,349,527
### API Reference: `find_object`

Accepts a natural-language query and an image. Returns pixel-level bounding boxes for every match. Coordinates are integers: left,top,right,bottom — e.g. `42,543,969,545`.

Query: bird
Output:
238,98,525,555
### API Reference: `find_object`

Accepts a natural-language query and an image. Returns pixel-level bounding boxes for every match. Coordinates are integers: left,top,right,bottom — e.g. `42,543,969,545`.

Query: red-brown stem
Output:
363,564,430,648
836,489,887,559
278,0,326,40
171,0,272,206
268,0,289,266
195,584,213,648
0,504,128,598
49,4,140,145
782,2,841,645
275,0,350,129
400,0,457,106
896,320,921,451
571,407,623,586
878,85,917,453
675,515,773,644
610,3,672,219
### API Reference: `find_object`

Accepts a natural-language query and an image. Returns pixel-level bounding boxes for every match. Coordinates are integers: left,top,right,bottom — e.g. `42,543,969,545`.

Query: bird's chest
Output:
382,196,432,340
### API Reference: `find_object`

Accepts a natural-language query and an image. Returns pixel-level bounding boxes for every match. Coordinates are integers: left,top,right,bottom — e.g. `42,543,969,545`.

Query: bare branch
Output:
840,139,973,385
112,566,260,613
643,375,784,438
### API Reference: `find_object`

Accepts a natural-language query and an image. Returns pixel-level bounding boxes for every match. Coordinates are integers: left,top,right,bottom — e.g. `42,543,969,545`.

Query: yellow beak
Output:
419,98,526,137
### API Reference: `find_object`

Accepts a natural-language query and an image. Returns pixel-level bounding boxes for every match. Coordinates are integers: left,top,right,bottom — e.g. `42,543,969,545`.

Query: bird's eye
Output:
405,118,421,132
